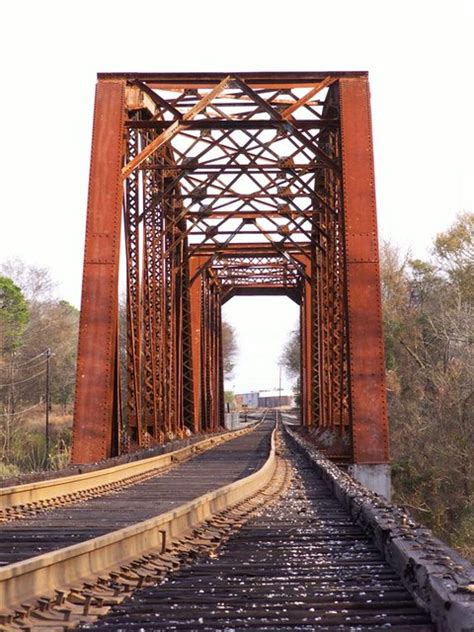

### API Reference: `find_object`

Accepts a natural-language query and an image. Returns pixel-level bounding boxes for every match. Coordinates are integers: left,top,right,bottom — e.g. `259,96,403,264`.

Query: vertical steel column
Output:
325,112,350,436
339,78,389,464
299,300,306,425
189,256,209,432
124,126,142,446
72,80,125,463
201,275,212,430
142,142,164,443
301,290,312,426
181,239,195,432
319,220,330,428
209,282,224,430
216,299,225,430
310,244,321,428
295,254,314,427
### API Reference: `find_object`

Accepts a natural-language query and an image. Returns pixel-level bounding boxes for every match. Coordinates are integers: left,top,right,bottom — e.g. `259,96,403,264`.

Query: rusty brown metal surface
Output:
72,81,126,464
189,257,203,432
339,78,389,464
72,71,389,467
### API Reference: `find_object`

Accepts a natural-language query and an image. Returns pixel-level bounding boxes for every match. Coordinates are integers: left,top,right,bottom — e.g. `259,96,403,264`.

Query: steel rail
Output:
0,426,276,611
284,426,474,632
0,421,261,513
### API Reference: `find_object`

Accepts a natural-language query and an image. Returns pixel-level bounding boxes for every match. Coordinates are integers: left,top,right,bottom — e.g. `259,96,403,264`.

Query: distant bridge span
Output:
72,71,389,490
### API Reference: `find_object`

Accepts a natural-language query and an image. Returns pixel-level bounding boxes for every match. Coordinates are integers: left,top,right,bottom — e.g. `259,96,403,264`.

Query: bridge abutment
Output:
348,463,391,500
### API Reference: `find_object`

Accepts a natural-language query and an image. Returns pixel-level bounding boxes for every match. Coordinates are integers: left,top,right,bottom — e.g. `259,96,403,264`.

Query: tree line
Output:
280,212,473,558
0,261,238,473
1,212,471,558
0,260,78,472
382,212,472,558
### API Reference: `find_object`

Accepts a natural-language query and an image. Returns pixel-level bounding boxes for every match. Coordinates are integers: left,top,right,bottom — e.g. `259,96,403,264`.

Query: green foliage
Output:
280,328,300,378
292,376,301,408
3,423,72,474
1,258,55,303
381,214,474,560
222,320,238,379
0,462,21,478
11,429,50,471
224,391,235,403
434,211,474,300
0,263,79,414
47,301,79,410
279,328,301,405
48,427,72,470
0,276,29,353
0,261,77,474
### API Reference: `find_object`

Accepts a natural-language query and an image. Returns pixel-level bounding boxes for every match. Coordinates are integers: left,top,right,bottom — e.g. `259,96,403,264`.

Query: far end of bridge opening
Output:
221,294,300,429
71,71,390,498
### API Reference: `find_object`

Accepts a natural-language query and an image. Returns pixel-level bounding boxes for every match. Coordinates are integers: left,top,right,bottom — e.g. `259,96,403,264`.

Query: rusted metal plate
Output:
189,256,207,432
339,78,389,465
293,254,314,427
72,81,126,464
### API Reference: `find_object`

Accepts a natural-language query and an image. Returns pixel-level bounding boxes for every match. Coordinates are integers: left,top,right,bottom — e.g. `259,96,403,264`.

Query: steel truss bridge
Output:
72,71,388,473
1,72,473,632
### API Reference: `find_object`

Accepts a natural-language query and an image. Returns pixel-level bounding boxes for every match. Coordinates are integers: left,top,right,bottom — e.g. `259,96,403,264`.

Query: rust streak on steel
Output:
72,80,126,464
72,71,389,471
121,76,232,178
339,78,389,464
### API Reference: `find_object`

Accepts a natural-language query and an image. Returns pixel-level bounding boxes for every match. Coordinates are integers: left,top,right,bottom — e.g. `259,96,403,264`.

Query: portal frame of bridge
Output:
72,72,389,471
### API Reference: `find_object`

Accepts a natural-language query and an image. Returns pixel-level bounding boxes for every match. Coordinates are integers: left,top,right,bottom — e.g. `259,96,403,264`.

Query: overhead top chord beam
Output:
98,70,369,89
125,120,339,130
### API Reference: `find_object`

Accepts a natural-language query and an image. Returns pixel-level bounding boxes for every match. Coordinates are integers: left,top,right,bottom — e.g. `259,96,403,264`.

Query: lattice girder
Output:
72,72,389,468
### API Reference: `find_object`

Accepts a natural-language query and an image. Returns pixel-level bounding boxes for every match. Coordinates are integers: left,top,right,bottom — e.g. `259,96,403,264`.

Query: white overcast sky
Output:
0,0,472,393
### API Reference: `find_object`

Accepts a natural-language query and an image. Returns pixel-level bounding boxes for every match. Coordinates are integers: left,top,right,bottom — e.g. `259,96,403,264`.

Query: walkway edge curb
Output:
285,426,474,632
0,423,259,510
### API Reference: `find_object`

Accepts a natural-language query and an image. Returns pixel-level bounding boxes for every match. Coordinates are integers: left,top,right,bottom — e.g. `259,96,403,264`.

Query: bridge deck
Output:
0,423,273,567
78,431,434,631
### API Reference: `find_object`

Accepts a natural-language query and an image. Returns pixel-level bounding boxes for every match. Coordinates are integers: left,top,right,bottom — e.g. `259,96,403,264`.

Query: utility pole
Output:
45,348,51,467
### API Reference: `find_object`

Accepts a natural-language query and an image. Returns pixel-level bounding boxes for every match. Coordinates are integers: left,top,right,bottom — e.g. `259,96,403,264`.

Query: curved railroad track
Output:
0,416,266,524
0,414,472,631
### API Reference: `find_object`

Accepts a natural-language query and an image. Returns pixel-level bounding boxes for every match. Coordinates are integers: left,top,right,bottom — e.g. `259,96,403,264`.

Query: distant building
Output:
235,390,294,409
257,389,294,408
234,391,259,408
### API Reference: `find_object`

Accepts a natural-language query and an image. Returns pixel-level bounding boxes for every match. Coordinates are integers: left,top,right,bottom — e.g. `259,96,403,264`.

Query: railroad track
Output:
0,419,272,569
0,413,472,631
74,428,435,632
0,416,275,622
0,415,264,523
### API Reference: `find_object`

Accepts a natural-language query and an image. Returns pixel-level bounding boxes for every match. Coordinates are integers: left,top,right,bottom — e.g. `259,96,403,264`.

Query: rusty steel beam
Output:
98,71,369,88
293,253,318,428
221,287,301,304
281,77,337,118
122,76,232,178
189,256,207,432
339,78,389,465
301,261,314,429
72,72,390,469
72,80,126,464
124,125,143,448
126,120,339,130
193,243,312,256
